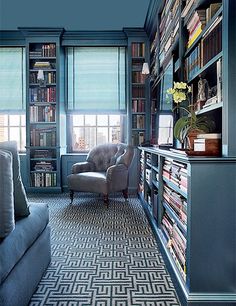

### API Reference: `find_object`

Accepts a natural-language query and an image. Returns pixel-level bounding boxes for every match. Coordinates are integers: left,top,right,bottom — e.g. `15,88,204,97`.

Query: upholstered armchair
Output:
67,143,134,206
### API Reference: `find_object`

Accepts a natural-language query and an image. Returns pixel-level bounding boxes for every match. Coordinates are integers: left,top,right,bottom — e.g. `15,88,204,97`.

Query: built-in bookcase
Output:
28,42,59,189
143,0,236,304
21,28,66,192
131,42,146,146
147,0,223,149
138,147,236,306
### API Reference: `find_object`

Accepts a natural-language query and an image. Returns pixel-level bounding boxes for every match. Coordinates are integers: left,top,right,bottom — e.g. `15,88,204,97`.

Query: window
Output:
158,114,173,146
71,114,123,152
0,114,26,151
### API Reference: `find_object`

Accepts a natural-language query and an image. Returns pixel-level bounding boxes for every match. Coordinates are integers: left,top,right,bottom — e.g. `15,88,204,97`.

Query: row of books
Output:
162,212,187,280
163,158,188,195
159,0,180,47
163,184,187,226
159,0,180,66
29,87,56,103
132,86,145,99
185,43,201,80
132,61,144,71
186,3,222,49
132,99,145,113
184,17,222,80
132,114,145,129
182,0,221,23
33,161,55,171
30,44,56,58
131,43,145,58
186,9,206,49
132,131,144,146
30,128,56,147
31,172,57,187
132,71,146,84
201,16,222,66
150,31,158,76
31,149,55,159
29,71,56,84
30,106,56,123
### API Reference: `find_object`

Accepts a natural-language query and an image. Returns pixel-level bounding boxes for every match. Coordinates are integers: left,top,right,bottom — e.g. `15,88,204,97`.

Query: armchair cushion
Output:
68,172,107,194
72,161,95,174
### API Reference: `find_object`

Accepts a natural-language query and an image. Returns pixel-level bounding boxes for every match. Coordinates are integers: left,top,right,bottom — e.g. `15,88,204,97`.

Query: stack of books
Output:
163,159,188,194
163,184,187,226
34,161,54,171
169,224,187,280
186,10,206,49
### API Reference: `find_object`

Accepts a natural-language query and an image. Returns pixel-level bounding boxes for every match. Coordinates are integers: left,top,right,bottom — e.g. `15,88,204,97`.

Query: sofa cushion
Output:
0,203,49,283
0,150,15,239
0,141,29,218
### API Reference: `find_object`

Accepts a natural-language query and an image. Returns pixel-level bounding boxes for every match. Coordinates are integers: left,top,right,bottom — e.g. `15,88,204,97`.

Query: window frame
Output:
67,113,125,153
0,112,26,152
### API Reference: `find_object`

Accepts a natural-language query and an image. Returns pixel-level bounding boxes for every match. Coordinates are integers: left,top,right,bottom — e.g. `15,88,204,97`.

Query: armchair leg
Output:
103,194,109,208
122,188,128,199
70,190,74,204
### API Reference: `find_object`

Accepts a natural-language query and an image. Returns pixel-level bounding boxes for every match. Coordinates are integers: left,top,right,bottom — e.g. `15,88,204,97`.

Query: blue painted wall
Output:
0,0,149,31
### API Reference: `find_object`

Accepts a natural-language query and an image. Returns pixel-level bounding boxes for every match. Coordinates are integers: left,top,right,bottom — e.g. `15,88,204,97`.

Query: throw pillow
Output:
0,141,30,218
0,150,15,239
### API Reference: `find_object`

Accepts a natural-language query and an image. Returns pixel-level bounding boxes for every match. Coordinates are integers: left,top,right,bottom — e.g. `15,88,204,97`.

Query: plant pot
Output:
187,129,204,150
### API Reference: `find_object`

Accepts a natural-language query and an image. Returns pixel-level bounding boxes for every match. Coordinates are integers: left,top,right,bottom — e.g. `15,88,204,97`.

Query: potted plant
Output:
167,82,215,150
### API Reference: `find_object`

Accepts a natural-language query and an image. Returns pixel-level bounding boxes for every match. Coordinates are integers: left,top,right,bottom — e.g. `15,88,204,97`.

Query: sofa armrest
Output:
106,164,128,192
72,161,95,174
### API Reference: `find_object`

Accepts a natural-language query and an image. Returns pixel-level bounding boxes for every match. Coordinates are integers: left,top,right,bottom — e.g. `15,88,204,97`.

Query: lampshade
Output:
37,69,44,81
141,62,150,75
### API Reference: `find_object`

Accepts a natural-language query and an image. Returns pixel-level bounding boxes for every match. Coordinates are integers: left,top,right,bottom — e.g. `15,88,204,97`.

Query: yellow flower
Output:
173,82,188,90
167,88,175,95
173,91,186,103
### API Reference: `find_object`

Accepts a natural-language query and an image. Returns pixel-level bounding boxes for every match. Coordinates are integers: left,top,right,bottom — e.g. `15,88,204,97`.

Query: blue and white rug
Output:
28,193,180,306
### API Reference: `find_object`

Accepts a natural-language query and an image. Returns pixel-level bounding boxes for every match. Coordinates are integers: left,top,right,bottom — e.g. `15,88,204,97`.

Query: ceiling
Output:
0,0,150,31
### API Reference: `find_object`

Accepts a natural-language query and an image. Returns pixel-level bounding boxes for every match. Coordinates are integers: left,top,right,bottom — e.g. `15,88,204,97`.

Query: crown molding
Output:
18,27,65,38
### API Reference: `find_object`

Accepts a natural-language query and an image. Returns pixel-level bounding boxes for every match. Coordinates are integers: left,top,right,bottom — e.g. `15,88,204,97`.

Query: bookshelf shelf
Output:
29,69,56,72
195,101,223,115
162,176,187,199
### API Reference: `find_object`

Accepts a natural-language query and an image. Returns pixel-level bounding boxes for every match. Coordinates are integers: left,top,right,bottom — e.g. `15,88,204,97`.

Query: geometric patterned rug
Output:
28,193,181,306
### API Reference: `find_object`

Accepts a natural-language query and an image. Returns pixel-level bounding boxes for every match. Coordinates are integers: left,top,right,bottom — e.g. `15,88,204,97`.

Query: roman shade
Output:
0,48,26,111
67,47,126,112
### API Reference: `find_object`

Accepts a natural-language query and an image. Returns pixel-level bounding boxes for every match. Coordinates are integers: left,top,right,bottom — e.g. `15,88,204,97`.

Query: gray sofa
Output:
0,142,51,306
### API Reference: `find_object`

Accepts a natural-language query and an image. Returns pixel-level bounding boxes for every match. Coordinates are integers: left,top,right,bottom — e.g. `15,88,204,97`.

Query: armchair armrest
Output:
106,164,128,192
72,161,95,174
